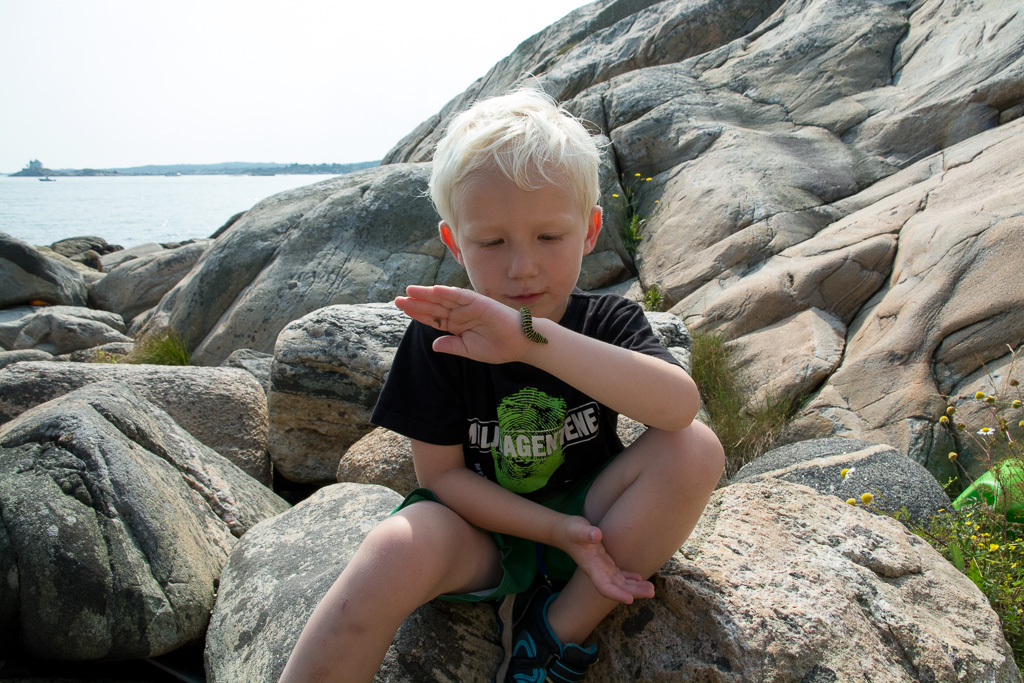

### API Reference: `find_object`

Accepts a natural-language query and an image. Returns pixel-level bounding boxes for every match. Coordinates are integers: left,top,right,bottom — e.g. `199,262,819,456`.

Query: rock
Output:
725,308,846,411
775,119,1024,477
0,361,272,485
58,341,136,363
49,235,122,260
1,231,88,307
0,348,53,369
0,381,288,660
100,242,166,270
89,239,212,323
0,305,131,355
223,348,274,393
204,483,406,682
336,427,417,493
644,310,692,373
731,437,951,522
203,479,1018,681
267,303,409,483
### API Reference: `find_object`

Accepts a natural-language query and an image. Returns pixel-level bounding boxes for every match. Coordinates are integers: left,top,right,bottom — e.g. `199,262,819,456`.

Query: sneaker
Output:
495,586,598,683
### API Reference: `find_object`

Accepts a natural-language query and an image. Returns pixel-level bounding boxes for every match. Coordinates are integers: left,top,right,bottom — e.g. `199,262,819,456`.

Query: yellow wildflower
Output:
978,427,993,435
975,391,986,399
861,493,873,505
840,468,850,479
948,452,958,461
939,415,949,424
946,406,956,415
846,498,857,505
985,395,995,404
612,193,620,198
989,543,1000,552
1012,399,1021,408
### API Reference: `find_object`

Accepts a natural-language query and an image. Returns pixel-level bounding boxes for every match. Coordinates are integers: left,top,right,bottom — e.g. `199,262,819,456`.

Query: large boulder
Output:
0,381,289,660
770,119,1024,478
90,239,212,323
203,478,1018,681
0,305,131,355
267,302,408,483
204,483,404,682
0,361,271,484
1,231,88,308
731,437,950,522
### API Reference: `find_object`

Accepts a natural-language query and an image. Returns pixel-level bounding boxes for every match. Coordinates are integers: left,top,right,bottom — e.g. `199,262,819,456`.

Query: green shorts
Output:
391,463,609,603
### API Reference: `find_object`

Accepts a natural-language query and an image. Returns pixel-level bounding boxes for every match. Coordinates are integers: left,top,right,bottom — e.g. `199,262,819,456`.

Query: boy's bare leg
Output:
279,501,502,683
547,421,724,644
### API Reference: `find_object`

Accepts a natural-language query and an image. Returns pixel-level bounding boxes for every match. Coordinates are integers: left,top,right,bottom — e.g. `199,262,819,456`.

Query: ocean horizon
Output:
0,174,339,249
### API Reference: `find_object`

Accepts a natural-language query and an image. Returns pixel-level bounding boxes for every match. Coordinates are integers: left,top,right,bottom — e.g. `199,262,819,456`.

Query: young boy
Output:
279,89,724,683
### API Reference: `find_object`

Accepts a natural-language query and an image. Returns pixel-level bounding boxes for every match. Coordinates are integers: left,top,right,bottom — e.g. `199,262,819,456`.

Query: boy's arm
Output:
411,439,654,604
397,285,700,431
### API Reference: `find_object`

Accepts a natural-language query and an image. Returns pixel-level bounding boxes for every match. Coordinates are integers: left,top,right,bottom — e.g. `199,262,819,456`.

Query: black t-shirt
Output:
370,289,682,502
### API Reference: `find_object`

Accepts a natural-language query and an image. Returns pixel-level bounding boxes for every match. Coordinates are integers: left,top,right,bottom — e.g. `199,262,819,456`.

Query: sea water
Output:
0,174,342,249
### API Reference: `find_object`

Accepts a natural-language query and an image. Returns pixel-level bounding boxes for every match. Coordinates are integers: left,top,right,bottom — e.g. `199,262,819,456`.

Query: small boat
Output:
39,176,56,182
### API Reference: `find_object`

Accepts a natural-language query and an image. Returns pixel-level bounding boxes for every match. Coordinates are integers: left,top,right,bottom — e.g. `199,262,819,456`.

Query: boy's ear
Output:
439,221,464,266
583,206,602,255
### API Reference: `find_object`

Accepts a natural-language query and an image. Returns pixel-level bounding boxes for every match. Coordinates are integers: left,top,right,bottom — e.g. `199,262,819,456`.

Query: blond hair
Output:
429,88,601,227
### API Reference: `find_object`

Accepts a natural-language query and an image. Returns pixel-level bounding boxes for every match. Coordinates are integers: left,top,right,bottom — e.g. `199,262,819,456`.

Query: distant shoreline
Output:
6,160,380,178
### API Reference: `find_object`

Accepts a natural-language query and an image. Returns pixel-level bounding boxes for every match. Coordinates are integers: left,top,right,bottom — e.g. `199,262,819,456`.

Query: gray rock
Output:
731,437,951,522
49,235,121,259
58,341,136,363
0,348,53,369
223,348,274,394
1,231,88,308
0,305,131,355
0,381,288,660
336,427,416,493
100,242,166,270
90,239,212,323
267,303,409,483
204,483,406,682
0,361,272,485
203,479,1018,682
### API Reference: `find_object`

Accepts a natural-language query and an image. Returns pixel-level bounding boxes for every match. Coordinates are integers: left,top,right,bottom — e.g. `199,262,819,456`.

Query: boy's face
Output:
439,167,601,323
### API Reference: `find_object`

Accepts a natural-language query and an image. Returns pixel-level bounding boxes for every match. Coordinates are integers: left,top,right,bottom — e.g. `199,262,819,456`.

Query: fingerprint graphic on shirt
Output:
491,387,567,493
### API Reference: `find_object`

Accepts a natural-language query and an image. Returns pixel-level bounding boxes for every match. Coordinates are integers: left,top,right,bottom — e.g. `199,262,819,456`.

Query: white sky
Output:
0,0,591,173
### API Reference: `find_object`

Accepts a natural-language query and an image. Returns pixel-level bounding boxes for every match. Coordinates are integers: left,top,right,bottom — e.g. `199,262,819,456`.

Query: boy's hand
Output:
554,516,655,604
395,285,530,364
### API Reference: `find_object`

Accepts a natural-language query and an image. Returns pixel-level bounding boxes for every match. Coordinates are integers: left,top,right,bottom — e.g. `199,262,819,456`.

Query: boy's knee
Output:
662,422,725,487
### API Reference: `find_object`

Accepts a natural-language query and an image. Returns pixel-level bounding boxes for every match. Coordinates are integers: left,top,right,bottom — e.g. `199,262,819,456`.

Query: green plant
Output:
689,330,800,476
128,329,192,366
610,172,655,257
642,284,663,312
913,504,1022,662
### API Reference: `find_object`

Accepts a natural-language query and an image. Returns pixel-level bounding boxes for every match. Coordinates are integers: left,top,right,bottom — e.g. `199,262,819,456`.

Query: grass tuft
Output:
689,330,800,477
127,329,192,366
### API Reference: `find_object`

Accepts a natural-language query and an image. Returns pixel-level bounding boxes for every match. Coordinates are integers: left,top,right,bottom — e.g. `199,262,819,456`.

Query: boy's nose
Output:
508,246,540,279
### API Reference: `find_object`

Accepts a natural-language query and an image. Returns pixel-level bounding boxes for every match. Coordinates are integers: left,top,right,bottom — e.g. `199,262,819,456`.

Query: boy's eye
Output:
539,234,563,242
481,239,504,248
